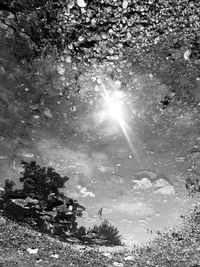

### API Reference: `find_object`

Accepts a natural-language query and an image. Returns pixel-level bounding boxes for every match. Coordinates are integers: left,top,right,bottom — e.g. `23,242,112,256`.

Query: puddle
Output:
0,34,200,246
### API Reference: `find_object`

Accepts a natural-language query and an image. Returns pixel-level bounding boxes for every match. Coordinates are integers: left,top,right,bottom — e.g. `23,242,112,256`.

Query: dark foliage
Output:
88,219,123,246
0,161,85,241
19,161,69,200
186,170,200,196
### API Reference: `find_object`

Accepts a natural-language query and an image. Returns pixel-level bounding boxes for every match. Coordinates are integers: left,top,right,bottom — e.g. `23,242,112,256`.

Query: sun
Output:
102,90,125,123
105,97,124,122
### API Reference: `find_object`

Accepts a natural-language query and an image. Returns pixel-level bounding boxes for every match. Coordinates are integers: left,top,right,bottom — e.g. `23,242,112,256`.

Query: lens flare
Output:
98,82,140,164
101,83,124,124
105,97,124,122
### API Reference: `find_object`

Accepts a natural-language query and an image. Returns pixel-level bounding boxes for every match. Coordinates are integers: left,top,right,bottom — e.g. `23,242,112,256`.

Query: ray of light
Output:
119,120,140,164
100,82,140,164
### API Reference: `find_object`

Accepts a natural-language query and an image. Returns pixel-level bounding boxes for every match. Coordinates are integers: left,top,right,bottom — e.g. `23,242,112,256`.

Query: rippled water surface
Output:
1,33,200,246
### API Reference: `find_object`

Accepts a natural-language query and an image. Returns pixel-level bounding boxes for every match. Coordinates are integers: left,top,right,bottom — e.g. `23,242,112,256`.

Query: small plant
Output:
88,219,123,246
186,170,200,196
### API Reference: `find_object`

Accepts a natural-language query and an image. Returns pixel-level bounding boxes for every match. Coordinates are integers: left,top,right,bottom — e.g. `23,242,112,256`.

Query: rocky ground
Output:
1,209,200,267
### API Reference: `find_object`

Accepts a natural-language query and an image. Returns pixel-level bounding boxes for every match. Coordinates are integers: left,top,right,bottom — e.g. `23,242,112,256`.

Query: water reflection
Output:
0,51,199,246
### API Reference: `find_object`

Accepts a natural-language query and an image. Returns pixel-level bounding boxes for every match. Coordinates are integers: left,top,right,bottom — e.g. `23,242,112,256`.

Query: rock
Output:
22,153,34,158
44,108,53,118
0,66,5,75
114,80,121,89
0,216,6,225
94,85,99,91
68,1,75,9
30,104,39,110
77,0,87,8
122,0,129,9
102,252,112,258
184,50,191,61
124,255,135,261
113,262,124,267
57,66,65,75
50,254,59,259
66,56,72,63
27,248,38,254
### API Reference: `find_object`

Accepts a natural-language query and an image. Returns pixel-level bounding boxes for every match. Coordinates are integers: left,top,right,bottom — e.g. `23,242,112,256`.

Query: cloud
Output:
112,201,155,216
76,185,95,198
152,179,175,195
132,178,152,190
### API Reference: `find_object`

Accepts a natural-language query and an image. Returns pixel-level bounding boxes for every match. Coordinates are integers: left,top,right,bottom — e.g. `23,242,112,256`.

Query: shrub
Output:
1,161,85,241
88,220,123,246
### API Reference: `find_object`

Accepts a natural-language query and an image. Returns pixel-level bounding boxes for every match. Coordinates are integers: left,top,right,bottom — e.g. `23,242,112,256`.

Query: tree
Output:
19,161,69,200
88,219,123,246
1,161,86,241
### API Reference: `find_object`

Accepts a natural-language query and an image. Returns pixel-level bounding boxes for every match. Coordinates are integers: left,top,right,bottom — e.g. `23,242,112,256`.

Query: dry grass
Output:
1,209,200,267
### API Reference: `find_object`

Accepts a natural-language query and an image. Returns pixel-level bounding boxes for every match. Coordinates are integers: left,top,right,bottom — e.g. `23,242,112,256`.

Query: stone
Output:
102,252,112,258
124,255,135,261
77,0,87,8
44,108,53,118
50,254,59,259
27,248,38,254
184,50,191,61
22,153,34,158
113,262,123,267
0,216,6,225
122,0,129,9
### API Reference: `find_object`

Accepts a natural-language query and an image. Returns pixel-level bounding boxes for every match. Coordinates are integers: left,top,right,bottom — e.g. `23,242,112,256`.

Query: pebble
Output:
0,217,6,225
22,153,34,158
50,254,59,259
113,262,123,267
91,76,96,82
0,66,5,75
122,0,129,9
94,85,99,91
124,255,135,261
184,50,191,61
66,56,71,63
97,78,102,84
77,0,87,8
44,108,53,118
27,248,38,254
103,252,112,258
68,1,74,9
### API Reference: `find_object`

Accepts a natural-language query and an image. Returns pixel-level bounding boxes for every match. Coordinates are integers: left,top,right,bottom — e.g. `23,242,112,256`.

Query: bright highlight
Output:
98,82,140,164
105,97,124,122
101,84,125,124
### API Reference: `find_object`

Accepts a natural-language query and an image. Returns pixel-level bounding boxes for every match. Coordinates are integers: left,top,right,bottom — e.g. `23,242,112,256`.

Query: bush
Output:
0,161,85,241
186,170,200,196
88,220,123,246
